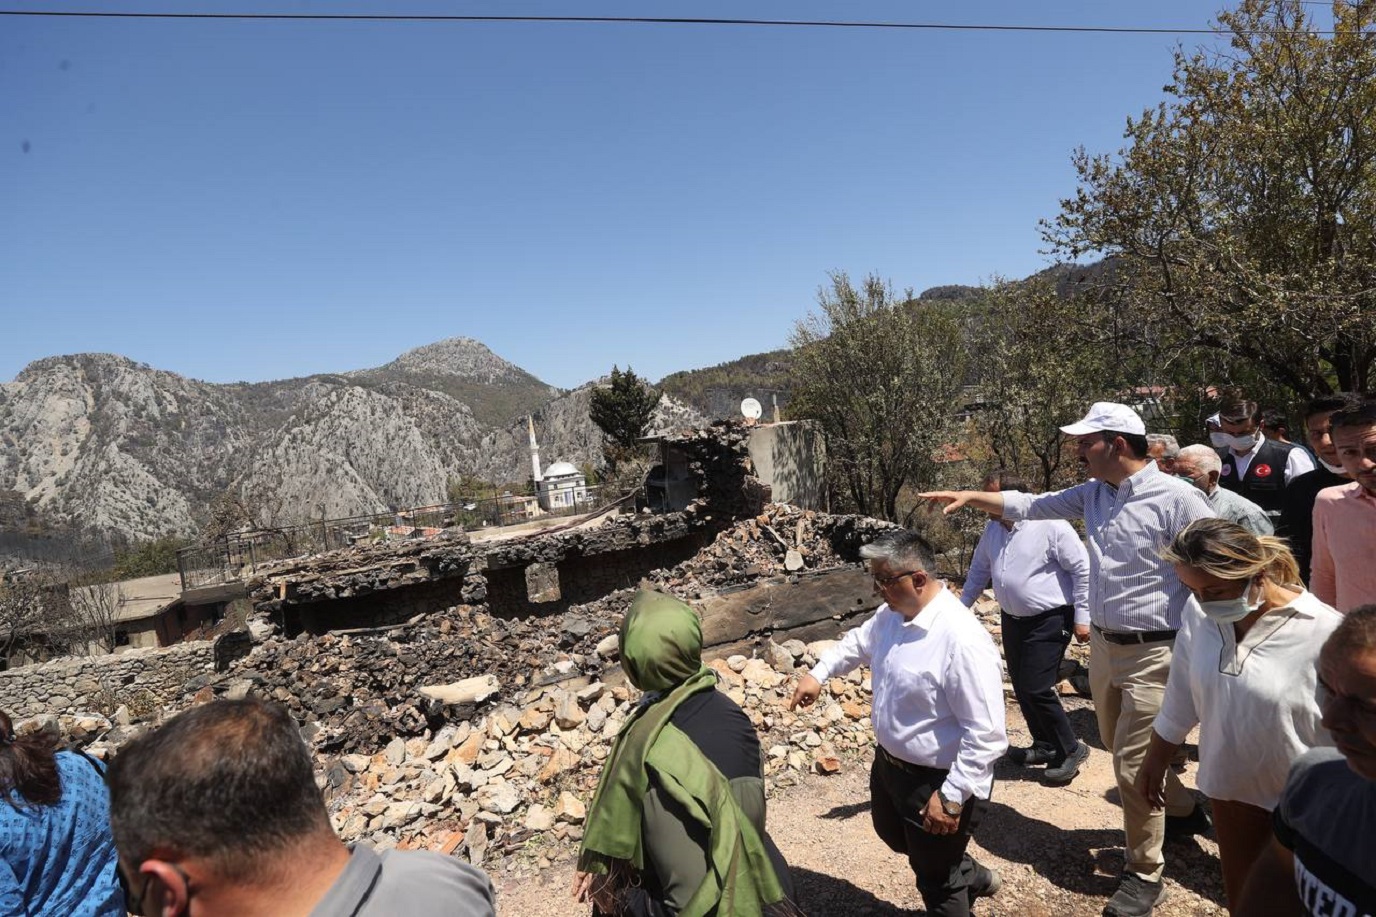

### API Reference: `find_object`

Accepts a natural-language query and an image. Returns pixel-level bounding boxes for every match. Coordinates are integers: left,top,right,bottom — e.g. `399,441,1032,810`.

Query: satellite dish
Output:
740,398,763,421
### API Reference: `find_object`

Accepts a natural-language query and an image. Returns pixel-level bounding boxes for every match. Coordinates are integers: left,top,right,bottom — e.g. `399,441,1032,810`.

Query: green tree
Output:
1046,0,1376,399
789,272,969,521
112,537,187,580
589,366,660,470
967,279,1119,491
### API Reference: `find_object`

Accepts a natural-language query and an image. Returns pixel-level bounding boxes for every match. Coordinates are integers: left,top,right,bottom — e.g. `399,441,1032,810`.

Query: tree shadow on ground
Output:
977,801,1226,905
818,799,872,820
790,866,915,916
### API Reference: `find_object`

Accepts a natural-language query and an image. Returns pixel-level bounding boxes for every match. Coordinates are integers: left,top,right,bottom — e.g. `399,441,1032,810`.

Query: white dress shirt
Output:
1153,590,1339,810
1230,436,1315,483
1001,463,1216,632
810,588,1007,803
959,519,1090,625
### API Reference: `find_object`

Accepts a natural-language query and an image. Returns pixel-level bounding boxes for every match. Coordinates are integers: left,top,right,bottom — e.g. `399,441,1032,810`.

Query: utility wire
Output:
0,9,1348,36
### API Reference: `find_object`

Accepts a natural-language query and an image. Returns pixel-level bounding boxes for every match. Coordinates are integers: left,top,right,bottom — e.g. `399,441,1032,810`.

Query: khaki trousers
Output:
1210,798,1273,913
1089,628,1196,881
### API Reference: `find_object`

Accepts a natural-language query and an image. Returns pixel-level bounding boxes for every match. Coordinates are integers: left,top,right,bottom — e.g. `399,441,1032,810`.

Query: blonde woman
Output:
1137,518,1340,912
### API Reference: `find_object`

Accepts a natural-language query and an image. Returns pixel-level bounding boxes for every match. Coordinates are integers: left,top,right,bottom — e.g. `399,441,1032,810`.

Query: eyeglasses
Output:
873,571,920,589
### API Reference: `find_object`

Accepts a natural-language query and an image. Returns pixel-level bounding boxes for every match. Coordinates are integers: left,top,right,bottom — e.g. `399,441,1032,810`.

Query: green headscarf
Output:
577,590,789,917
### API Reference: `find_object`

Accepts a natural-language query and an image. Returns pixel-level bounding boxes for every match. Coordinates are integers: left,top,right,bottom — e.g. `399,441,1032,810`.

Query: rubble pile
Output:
307,633,889,876
215,603,616,755
649,504,898,596
24,500,1011,881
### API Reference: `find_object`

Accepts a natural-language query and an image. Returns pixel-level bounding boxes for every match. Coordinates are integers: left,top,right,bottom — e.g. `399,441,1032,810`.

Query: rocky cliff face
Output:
0,339,706,543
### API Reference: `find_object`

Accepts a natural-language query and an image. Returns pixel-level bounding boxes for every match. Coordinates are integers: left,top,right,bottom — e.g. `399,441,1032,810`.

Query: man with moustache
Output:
922,402,1215,917
1234,604,1376,916
1278,393,1365,585
1312,398,1376,611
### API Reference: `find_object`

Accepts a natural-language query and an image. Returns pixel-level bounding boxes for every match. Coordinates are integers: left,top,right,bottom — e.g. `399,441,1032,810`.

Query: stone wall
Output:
0,641,215,717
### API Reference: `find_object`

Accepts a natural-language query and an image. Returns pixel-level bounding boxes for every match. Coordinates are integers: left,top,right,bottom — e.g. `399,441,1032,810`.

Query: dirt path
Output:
488,695,1225,916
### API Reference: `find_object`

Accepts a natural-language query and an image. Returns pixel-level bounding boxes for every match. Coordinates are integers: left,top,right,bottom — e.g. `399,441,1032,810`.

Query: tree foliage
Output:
789,272,969,521
966,279,1119,491
112,537,187,580
589,366,660,470
1046,0,1376,398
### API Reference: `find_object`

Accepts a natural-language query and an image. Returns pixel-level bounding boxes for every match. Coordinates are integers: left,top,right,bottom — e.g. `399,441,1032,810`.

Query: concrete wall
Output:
0,641,215,717
746,421,827,510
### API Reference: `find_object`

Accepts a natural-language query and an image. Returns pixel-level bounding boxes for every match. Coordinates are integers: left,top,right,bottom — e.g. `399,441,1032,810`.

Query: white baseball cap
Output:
1060,402,1146,436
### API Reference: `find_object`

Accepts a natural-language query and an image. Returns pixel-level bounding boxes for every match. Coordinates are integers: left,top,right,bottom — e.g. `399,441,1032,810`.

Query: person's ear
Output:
1208,470,1220,488
140,861,192,917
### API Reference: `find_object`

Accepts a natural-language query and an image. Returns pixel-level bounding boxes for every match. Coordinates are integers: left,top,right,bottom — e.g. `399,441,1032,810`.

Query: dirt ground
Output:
488,694,1225,916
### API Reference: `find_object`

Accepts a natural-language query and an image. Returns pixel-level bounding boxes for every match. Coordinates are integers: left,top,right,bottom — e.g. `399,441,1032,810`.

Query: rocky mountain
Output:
0,339,706,544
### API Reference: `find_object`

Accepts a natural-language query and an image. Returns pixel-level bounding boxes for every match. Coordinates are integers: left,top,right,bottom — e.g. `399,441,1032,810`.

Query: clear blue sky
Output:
0,1,1320,390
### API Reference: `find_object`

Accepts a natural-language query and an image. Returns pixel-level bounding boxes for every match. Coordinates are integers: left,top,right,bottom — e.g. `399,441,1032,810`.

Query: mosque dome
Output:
544,461,581,479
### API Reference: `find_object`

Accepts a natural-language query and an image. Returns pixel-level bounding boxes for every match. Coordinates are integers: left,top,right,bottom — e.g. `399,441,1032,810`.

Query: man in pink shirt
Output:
1312,399,1376,611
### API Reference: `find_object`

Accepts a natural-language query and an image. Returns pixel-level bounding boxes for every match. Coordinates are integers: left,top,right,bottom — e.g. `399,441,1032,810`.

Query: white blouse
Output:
1153,589,1339,810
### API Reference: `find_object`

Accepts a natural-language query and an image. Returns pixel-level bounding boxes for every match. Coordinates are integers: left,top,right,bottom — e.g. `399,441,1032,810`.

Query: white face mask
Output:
1208,431,1230,449
1318,457,1347,476
1219,432,1259,452
1198,577,1263,624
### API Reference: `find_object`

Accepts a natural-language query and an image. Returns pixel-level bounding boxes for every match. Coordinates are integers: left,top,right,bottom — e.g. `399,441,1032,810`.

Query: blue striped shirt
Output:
1001,463,1216,632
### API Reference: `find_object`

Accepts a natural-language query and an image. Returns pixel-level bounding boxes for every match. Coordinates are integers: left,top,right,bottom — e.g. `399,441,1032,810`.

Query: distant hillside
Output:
657,349,796,420
345,337,560,428
0,338,706,547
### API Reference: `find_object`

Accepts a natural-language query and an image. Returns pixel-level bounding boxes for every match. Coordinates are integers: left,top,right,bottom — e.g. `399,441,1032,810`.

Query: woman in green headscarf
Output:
573,589,798,917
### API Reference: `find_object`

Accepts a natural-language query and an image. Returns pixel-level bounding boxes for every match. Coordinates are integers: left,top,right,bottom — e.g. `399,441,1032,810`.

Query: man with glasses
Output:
105,698,496,917
789,530,1007,917
1173,445,1273,537
1236,604,1376,916
921,402,1215,917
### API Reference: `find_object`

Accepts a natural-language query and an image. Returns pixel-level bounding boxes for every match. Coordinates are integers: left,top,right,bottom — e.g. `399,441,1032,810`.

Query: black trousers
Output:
1002,606,1078,760
870,748,990,917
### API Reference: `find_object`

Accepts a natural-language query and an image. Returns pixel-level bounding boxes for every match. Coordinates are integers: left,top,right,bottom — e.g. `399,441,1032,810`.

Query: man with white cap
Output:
922,402,1216,917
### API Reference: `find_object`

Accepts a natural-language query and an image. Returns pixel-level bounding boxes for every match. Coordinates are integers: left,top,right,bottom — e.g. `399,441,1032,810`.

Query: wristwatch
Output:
937,790,963,818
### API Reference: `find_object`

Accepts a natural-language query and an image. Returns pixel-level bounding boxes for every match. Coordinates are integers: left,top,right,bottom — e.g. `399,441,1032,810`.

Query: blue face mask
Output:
1198,577,1263,623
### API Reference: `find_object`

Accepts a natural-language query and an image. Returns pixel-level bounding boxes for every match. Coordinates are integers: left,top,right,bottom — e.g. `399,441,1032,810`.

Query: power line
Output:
0,9,1347,36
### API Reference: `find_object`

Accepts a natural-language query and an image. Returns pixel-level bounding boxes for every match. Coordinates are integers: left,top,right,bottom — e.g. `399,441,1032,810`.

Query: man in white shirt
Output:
960,470,1091,785
1216,397,1315,522
790,531,1007,917
922,402,1216,917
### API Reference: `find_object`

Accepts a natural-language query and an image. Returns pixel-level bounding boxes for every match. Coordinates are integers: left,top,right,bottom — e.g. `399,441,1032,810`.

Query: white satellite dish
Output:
740,397,763,421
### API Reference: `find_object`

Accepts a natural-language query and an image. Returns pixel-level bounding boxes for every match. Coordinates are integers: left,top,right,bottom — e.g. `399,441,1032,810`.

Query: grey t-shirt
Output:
308,844,496,917
1273,747,1376,916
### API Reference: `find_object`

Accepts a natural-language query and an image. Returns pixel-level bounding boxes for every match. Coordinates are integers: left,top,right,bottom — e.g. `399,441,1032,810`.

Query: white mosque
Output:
527,416,590,512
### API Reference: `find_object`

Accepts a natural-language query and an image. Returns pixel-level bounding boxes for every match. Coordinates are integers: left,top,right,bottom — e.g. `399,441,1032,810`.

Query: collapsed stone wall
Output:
0,641,214,718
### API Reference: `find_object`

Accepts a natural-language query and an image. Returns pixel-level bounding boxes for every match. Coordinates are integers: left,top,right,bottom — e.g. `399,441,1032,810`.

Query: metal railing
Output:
177,487,611,592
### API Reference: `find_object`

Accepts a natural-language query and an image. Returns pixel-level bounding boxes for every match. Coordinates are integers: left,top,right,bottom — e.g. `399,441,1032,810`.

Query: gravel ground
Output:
489,694,1226,916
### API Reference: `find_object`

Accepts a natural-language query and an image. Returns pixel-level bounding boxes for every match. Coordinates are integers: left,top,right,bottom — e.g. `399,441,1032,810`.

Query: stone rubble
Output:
23,504,1055,885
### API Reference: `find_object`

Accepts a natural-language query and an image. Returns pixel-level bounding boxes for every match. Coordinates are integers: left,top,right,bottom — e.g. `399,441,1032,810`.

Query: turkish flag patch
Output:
1254,463,1273,478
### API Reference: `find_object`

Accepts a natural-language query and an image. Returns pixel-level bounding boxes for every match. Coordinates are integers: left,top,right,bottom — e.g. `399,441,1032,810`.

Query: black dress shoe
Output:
1043,741,1090,786
1006,743,1058,767
967,861,1002,909
1165,802,1213,839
